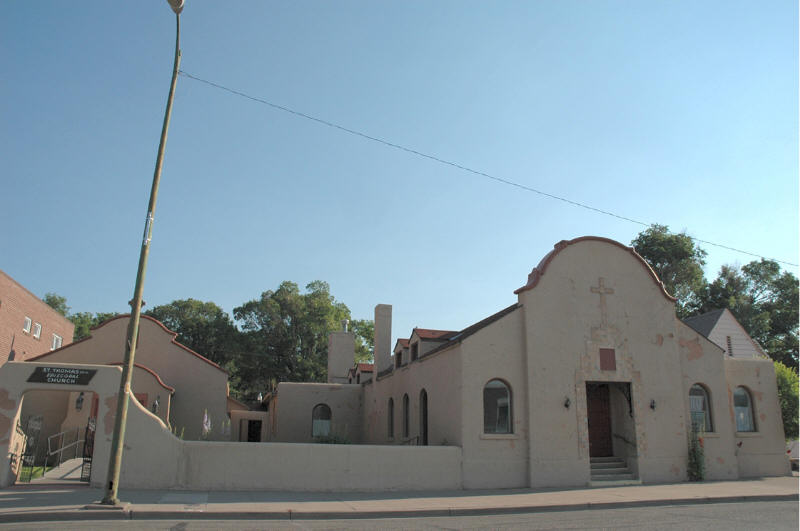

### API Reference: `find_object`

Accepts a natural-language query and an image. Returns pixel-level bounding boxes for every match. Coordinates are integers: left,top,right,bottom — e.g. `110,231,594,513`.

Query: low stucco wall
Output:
115,384,462,491
270,383,362,443
175,442,462,491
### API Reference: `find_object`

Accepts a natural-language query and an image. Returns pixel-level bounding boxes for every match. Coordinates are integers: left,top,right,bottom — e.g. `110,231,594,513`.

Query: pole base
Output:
92,498,129,510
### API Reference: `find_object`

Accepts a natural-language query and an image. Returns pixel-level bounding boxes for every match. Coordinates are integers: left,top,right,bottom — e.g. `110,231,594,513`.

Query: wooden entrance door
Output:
587,383,612,457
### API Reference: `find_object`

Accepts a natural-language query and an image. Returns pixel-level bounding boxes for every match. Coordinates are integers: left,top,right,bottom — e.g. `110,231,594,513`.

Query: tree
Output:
69,312,119,341
350,319,375,363
234,281,351,398
774,361,799,440
144,299,241,369
700,260,798,369
631,225,707,317
42,292,69,316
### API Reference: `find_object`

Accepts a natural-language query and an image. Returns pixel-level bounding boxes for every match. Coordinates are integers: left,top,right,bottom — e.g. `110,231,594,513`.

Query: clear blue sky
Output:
2,1,797,347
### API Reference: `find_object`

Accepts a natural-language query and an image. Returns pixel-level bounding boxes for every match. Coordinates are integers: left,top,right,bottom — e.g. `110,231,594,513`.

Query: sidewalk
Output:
0,476,796,523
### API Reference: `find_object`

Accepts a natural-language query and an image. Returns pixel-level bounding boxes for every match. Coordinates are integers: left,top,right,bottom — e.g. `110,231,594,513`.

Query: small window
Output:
689,384,713,432
312,403,332,437
32,322,42,339
733,387,756,432
402,393,409,438
411,343,419,362
51,334,63,350
599,348,616,371
356,374,361,384
23,317,32,333
387,398,394,438
484,379,512,434
395,351,403,368
726,336,733,356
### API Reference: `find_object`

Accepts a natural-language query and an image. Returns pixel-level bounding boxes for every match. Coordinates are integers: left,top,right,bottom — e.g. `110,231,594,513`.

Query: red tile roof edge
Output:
26,314,227,374
106,362,175,393
513,236,676,302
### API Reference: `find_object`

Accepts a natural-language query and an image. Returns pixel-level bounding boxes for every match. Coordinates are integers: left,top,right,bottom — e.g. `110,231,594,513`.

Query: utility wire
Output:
178,70,798,268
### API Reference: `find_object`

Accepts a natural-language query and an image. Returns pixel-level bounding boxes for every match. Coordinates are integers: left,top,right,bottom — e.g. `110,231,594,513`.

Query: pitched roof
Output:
27,314,227,374
356,363,374,372
396,338,409,348
682,309,726,338
413,328,458,340
377,304,521,381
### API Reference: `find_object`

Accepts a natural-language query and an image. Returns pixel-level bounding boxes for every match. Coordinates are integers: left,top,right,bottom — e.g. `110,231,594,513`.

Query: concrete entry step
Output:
591,461,627,469
591,473,636,481
589,478,643,487
590,456,638,482
592,467,630,474
590,456,625,462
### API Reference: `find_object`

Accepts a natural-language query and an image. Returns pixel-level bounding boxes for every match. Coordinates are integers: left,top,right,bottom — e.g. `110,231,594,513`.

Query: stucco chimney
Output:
327,331,354,384
374,304,392,374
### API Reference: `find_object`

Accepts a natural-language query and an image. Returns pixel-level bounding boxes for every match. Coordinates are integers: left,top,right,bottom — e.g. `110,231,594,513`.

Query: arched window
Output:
311,403,331,437
689,384,713,432
484,379,512,434
387,398,394,438
419,389,428,445
733,387,755,432
402,393,410,438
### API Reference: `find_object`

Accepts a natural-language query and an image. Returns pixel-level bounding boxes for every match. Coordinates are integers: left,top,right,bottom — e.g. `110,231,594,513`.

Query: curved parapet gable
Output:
514,236,676,302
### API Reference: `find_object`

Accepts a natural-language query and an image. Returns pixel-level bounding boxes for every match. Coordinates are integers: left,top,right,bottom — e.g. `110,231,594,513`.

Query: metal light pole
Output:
102,0,185,506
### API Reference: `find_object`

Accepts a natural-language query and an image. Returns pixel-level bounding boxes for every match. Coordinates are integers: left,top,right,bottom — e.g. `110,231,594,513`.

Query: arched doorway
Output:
419,389,428,446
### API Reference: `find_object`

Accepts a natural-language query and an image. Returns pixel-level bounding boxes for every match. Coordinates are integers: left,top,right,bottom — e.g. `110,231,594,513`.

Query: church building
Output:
263,236,789,488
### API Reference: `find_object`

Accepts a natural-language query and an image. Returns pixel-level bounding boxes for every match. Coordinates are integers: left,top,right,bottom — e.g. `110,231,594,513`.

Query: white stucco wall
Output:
364,347,462,448
724,358,790,477
459,307,528,489
270,383,361,443
29,317,229,441
678,321,739,480
517,240,688,486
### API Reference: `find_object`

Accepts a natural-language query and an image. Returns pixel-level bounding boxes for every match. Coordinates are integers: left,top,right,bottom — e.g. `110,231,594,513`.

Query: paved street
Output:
0,501,796,530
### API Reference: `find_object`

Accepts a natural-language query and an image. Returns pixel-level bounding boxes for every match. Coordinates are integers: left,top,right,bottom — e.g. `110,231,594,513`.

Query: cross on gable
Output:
590,277,614,328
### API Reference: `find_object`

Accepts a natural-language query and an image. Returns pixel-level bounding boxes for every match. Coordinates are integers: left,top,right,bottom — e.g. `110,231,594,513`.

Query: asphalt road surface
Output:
1,500,796,530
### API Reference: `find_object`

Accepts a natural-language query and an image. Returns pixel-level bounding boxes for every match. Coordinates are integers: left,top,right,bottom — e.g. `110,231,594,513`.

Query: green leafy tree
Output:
774,361,799,440
631,225,707,317
69,312,119,341
350,319,375,363
42,293,69,316
234,281,351,398
700,260,798,369
145,299,241,368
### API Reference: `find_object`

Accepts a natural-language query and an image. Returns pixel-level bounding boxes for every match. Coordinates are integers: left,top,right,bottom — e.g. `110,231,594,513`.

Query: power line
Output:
177,70,798,268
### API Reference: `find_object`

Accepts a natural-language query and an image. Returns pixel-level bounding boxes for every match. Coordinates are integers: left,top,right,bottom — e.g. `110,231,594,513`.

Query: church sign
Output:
27,366,97,386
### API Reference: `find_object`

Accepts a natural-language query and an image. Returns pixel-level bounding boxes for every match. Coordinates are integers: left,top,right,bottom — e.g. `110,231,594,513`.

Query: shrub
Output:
774,361,799,439
687,426,705,481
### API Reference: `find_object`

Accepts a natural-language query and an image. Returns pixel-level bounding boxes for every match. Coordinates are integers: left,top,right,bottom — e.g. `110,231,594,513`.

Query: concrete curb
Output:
0,493,796,523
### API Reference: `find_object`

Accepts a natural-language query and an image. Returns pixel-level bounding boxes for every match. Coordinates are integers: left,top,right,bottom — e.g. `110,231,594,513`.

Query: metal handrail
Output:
46,427,84,468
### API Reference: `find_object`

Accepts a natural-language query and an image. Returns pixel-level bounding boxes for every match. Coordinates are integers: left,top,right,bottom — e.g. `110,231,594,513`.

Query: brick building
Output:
0,269,74,364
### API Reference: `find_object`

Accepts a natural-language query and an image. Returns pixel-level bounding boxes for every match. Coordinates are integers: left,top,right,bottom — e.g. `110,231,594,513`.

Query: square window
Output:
51,334,62,350
32,322,42,339
599,348,616,371
23,317,32,333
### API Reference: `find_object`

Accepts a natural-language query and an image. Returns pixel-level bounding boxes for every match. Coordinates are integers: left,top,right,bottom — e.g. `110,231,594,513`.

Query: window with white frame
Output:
23,317,32,333
689,384,713,432
51,334,63,350
733,386,756,432
32,322,42,339
483,379,512,434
